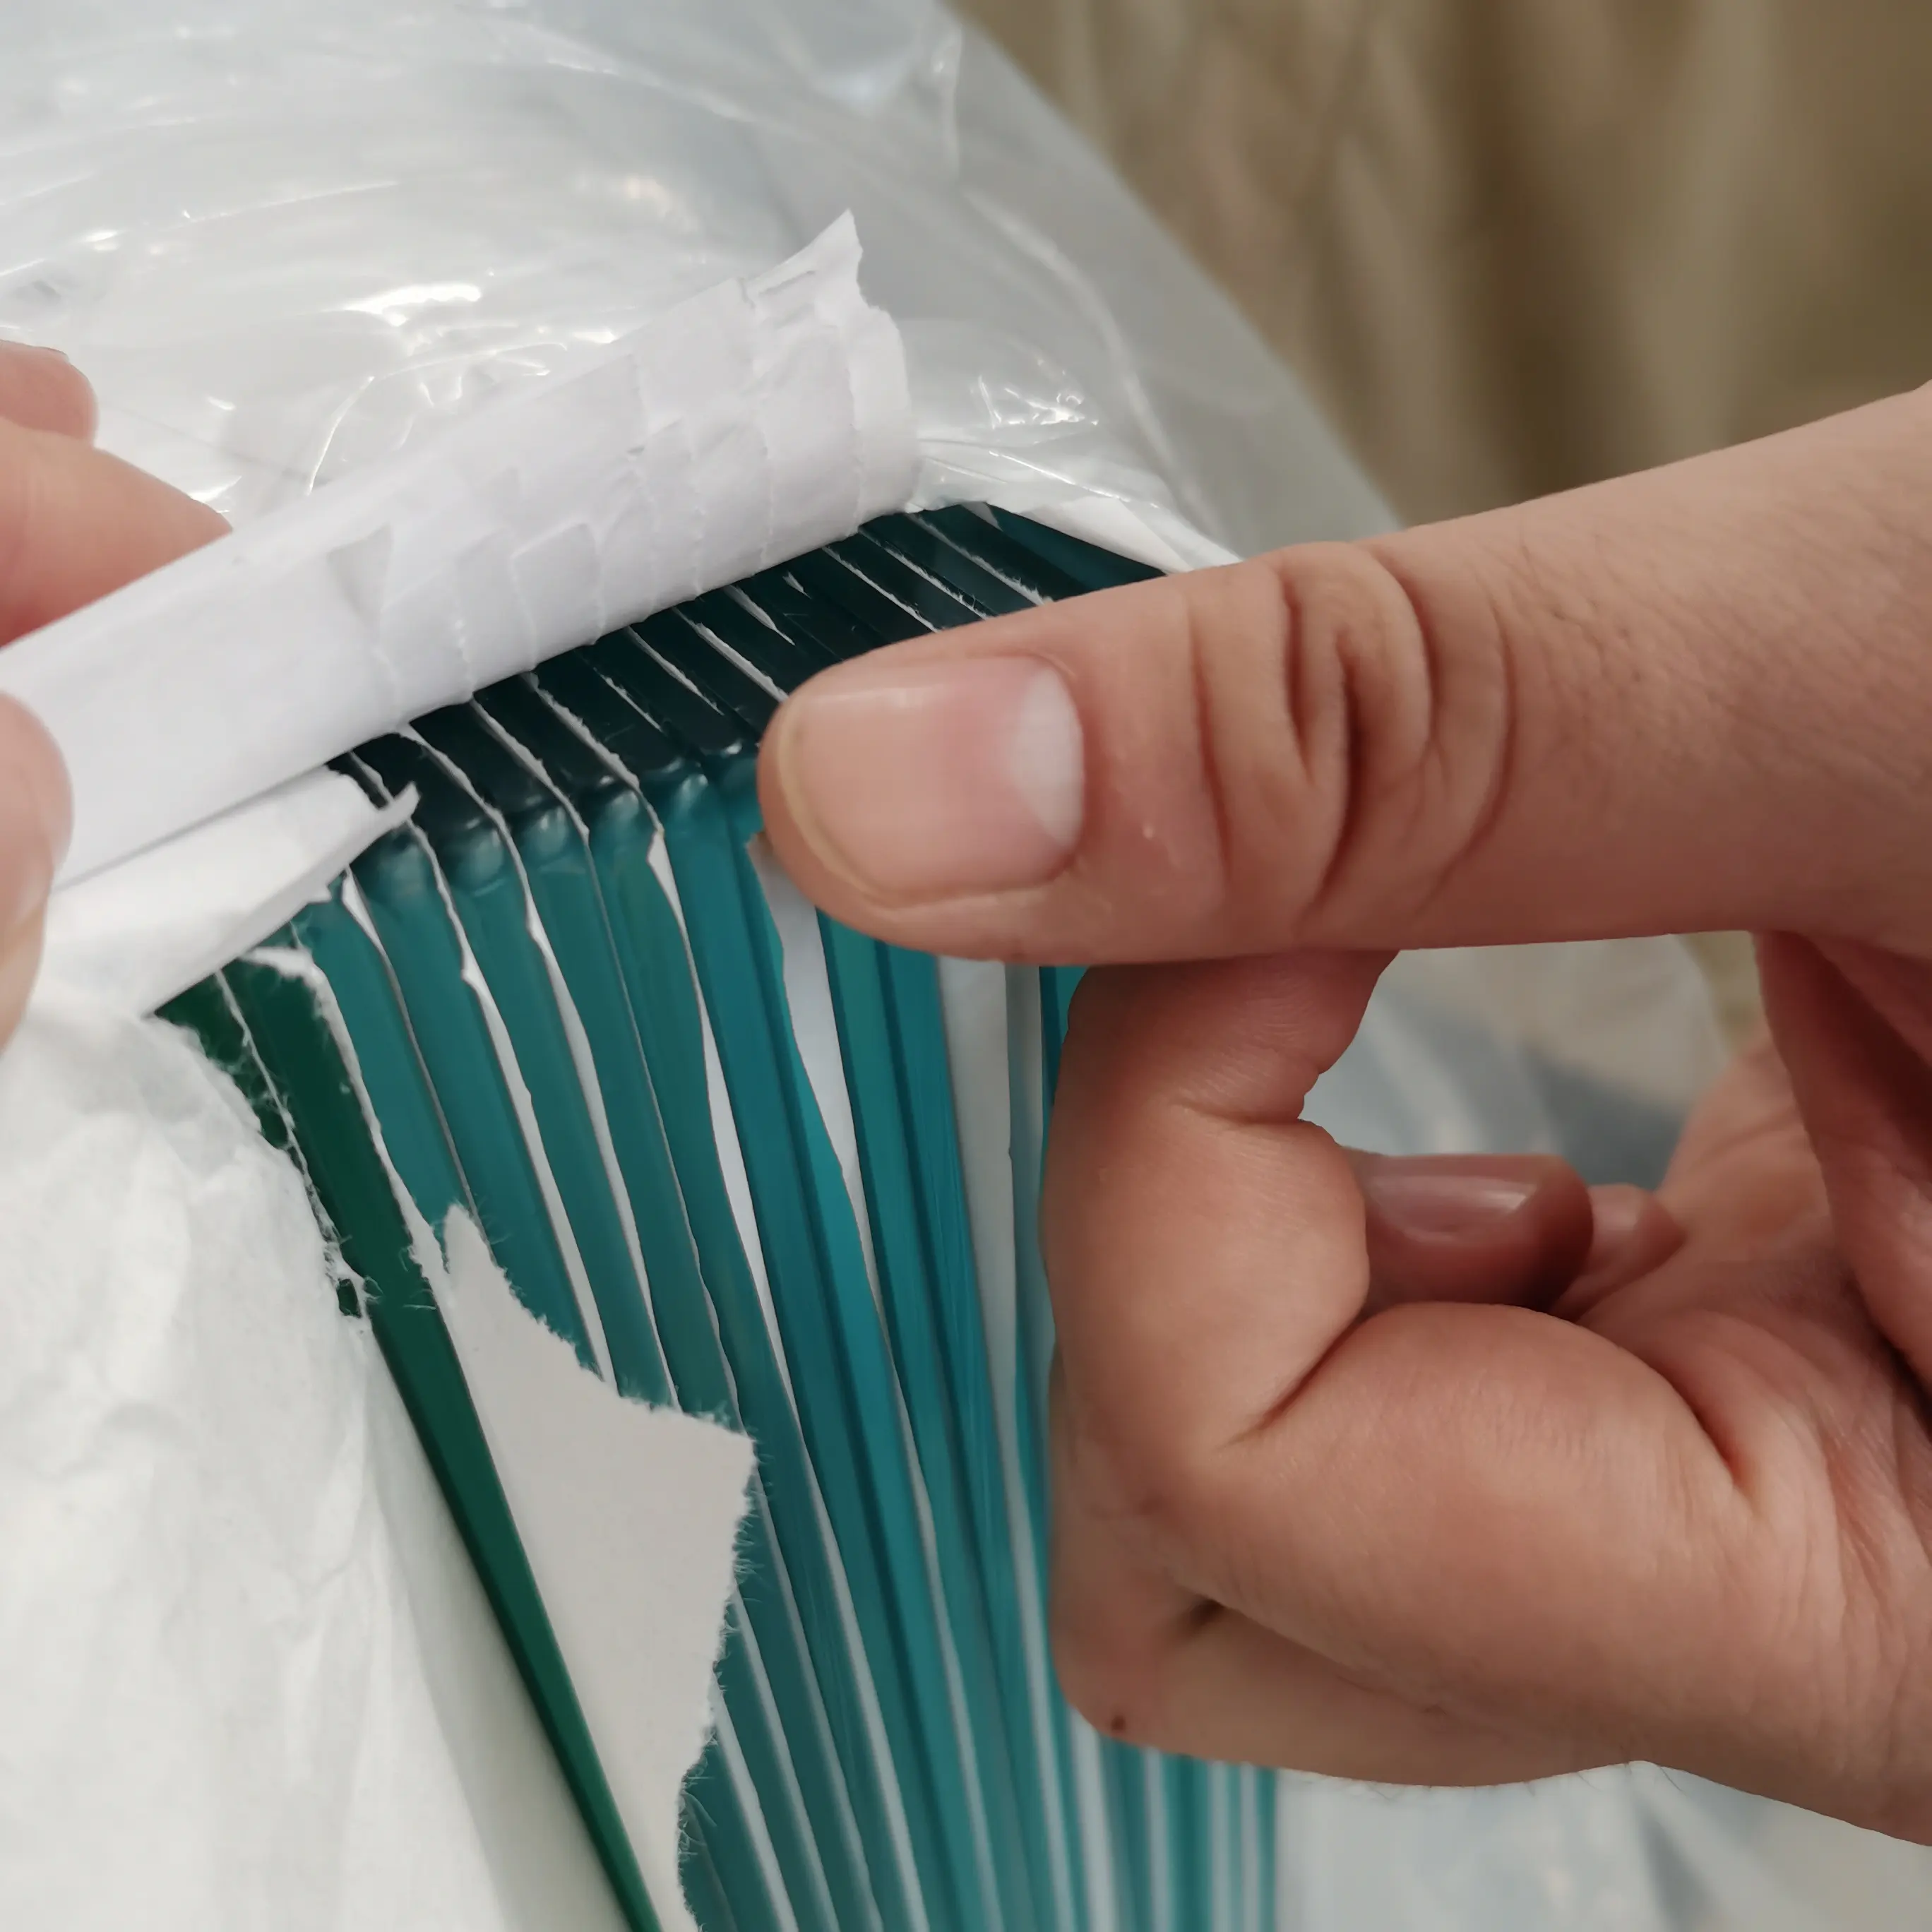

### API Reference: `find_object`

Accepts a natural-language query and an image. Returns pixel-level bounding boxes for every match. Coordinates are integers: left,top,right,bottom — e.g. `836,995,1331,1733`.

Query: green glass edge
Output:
158,966,663,1932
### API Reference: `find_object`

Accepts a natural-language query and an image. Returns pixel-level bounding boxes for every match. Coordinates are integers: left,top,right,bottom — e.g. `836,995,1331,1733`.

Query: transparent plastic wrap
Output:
1,2,1914,1926
0,0,1383,555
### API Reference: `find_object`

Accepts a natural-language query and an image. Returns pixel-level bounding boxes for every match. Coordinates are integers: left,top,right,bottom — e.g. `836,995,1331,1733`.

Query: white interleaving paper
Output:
431,1212,756,1932
0,217,915,886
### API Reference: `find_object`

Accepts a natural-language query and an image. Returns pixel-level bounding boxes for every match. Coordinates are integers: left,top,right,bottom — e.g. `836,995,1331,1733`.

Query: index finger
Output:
0,416,227,645
0,343,96,441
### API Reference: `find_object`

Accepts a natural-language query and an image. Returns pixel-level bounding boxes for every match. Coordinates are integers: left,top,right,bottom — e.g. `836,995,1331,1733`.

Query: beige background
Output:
961,1,1932,1037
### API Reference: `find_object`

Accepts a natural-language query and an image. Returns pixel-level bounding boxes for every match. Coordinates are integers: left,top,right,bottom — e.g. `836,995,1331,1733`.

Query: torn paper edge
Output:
1,216,917,886
37,771,415,1018
244,943,751,1932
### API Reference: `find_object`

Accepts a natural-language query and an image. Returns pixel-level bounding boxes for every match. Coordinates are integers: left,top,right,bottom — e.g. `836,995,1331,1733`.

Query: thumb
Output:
0,696,68,1046
761,391,1932,963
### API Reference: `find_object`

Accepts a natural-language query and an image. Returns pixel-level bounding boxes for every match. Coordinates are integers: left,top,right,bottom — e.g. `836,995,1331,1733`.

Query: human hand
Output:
758,391,1932,1840
0,342,227,1044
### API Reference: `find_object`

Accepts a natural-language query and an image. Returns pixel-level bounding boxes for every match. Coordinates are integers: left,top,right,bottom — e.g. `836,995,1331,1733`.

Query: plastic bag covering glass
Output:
1,3,1910,1929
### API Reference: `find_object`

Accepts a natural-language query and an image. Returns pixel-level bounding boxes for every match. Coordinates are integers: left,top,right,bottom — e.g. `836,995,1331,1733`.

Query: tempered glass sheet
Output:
169,511,1278,1932
160,963,661,1932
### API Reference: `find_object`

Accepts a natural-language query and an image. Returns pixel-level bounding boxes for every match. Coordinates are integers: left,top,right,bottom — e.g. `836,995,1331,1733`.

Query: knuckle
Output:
1055,1352,1208,1537
1048,1596,1133,1737
1186,541,1519,939
1047,1542,1183,1751
1047,1400,1217,1750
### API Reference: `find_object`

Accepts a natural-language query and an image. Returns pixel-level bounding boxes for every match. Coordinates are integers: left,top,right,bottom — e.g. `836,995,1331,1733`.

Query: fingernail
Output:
772,655,1084,899
1361,1164,1539,1240
1588,1185,1647,1253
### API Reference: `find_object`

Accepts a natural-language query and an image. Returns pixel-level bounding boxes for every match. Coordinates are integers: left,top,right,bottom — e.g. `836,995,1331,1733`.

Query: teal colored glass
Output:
160,962,662,1932
168,510,1280,1932
337,804,596,1366
818,922,1056,1932
591,622,999,1929
355,730,674,1406
629,530,1058,1932
453,681,883,1932
356,715,876,1932
676,513,1222,1932
578,647,989,1932
274,759,828,1932
530,652,924,1932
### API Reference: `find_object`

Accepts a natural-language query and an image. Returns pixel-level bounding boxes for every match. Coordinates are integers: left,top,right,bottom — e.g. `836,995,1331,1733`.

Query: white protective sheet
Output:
0,993,517,1932
0,220,914,886
433,1212,758,1932
40,771,414,1015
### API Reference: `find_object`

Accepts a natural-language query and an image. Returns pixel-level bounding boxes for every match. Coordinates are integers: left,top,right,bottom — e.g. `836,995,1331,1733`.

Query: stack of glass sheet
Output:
162,506,1279,1932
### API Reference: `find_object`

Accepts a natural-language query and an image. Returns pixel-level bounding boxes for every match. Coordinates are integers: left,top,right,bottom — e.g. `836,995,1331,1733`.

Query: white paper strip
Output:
433,1210,756,1932
0,217,916,886
39,770,412,1017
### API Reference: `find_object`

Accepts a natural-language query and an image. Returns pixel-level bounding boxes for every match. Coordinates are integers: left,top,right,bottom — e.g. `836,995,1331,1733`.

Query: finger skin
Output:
1039,953,1932,1825
0,415,226,645
763,388,1932,965
0,699,66,1055
0,403,222,1049
1049,1368,1592,1787
0,343,95,441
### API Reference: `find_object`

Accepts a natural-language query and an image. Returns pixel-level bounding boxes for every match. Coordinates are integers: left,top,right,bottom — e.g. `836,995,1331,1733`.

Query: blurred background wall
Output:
959,1,1932,520
960,0,1932,1039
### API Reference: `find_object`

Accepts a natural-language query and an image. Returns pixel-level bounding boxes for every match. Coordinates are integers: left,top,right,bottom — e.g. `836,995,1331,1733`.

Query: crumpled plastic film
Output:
0,0,1383,553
